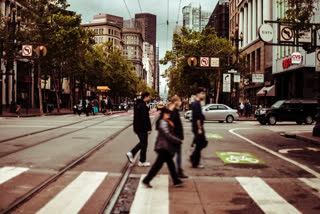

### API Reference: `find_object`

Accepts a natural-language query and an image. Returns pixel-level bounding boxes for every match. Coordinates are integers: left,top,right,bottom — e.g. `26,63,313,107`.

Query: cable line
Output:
137,0,142,13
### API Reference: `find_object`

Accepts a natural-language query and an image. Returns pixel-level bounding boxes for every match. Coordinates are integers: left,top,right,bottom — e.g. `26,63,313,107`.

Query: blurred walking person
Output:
168,95,188,178
239,102,244,116
142,108,183,188
190,88,207,168
126,92,152,167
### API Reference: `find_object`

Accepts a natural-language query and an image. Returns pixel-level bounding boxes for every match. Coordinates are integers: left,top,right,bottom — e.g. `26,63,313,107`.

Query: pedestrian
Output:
239,102,244,117
105,96,113,115
126,92,152,167
168,95,188,178
142,107,184,188
190,87,207,168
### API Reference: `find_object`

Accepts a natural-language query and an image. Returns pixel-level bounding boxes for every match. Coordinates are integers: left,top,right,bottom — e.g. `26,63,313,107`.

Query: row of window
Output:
93,28,120,37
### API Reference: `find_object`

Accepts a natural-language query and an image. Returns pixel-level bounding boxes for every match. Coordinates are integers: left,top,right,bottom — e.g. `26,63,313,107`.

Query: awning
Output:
97,86,111,91
257,85,275,97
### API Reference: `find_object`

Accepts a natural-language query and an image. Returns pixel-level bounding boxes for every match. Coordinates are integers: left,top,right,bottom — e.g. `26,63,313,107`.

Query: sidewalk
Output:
237,116,256,121
293,132,320,146
0,107,73,117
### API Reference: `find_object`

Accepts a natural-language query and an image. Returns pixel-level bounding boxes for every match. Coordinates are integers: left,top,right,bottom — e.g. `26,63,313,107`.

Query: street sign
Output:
223,73,231,92
210,57,220,68
234,74,241,83
291,52,302,64
316,48,320,72
280,26,294,42
200,57,209,67
22,45,32,57
228,69,237,74
187,57,197,67
252,74,264,83
298,29,312,43
216,152,264,164
258,24,274,43
244,78,250,85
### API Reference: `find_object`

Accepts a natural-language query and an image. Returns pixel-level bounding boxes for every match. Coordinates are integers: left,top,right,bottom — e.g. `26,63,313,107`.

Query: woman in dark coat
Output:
142,108,183,188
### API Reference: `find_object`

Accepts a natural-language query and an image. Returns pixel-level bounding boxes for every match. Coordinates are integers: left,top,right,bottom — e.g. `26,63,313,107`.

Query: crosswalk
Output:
1,166,320,214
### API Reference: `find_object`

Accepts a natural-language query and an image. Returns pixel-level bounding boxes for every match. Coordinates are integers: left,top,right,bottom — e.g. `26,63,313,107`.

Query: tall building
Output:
182,2,210,32
142,42,154,88
206,0,229,38
122,25,144,79
155,44,160,92
82,14,123,50
135,13,158,91
230,0,274,106
272,1,320,100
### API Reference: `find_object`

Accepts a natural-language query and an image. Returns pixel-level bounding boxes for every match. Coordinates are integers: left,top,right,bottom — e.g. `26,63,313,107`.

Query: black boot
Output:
177,168,188,179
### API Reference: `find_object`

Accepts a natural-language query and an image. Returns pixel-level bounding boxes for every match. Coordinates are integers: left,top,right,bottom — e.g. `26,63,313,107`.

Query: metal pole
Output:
313,27,320,136
11,8,16,105
0,38,3,115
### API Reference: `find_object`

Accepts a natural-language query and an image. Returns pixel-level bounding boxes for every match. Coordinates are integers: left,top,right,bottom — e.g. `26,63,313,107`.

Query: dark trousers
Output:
131,132,148,162
143,149,180,185
190,132,205,167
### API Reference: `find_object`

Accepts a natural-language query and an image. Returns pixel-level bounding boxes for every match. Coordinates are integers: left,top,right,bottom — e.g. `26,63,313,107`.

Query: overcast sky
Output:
67,0,219,92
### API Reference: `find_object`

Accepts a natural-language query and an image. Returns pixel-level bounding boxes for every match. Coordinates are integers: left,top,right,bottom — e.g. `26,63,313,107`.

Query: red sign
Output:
282,58,292,69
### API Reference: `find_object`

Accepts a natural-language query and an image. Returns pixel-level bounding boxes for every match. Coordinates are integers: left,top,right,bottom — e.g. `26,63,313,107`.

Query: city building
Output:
142,42,154,88
135,13,158,91
272,1,320,101
230,0,274,106
122,20,144,79
155,44,160,92
206,0,229,38
182,2,210,32
82,14,123,50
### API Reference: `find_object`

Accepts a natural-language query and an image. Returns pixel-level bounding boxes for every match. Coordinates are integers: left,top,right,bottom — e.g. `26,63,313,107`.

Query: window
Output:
208,105,218,110
108,29,111,35
257,48,261,71
218,105,227,110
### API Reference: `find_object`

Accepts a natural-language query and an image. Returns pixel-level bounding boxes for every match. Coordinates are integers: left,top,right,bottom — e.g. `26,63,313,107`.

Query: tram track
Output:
0,116,133,214
0,115,121,159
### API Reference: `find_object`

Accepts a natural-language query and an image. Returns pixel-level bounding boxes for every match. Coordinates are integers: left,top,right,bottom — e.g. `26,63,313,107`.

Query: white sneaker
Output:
126,152,134,163
138,161,151,167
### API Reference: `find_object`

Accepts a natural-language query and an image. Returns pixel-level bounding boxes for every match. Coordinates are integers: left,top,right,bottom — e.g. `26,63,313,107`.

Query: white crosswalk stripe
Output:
130,174,169,214
36,171,107,214
0,166,29,184
236,177,302,214
299,178,320,199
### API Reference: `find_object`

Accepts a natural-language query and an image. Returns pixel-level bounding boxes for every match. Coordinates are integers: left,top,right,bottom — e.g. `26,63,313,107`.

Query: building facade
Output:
230,0,274,106
82,14,123,50
272,1,320,101
135,13,158,91
182,2,210,32
206,0,229,38
122,25,144,79
142,42,154,88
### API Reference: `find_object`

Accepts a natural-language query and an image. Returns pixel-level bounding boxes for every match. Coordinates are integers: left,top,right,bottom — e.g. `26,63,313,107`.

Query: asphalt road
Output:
0,113,319,214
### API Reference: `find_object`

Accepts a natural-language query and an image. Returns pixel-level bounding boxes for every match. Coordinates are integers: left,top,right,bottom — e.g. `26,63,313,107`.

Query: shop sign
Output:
252,74,264,83
291,52,302,64
258,24,274,43
282,58,292,69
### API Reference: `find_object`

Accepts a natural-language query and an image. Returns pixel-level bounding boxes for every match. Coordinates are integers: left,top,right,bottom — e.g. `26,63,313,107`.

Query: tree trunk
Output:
69,76,74,111
38,61,44,116
216,68,221,104
52,73,60,113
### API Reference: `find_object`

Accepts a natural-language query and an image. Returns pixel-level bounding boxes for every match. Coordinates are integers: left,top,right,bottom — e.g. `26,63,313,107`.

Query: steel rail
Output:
0,117,133,214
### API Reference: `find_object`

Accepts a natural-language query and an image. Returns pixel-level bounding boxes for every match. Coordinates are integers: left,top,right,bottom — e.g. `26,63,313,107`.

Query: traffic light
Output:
35,45,47,57
263,90,268,96
39,45,44,57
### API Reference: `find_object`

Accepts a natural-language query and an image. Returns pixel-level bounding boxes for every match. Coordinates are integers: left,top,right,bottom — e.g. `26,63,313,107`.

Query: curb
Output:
295,135,320,146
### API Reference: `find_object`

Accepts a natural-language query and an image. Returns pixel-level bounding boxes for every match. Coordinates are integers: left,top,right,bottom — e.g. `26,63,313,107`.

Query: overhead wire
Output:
166,0,169,49
176,0,182,25
122,0,132,20
137,0,143,13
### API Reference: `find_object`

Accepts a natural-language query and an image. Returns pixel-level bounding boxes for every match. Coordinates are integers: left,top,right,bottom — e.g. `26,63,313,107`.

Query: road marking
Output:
229,128,320,178
130,174,169,214
206,133,224,139
278,148,304,154
36,171,107,214
236,177,302,214
0,166,29,184
216,152,264,164
299,178,320,198
306,147,320,152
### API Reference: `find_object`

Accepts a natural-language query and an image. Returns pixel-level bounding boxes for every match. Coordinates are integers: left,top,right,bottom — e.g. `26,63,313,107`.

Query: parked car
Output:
118,103,129,111
184,104,239,123
255,99,317,125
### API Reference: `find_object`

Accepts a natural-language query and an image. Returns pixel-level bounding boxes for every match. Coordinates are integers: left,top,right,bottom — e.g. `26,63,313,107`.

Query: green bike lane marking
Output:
216,152,264,164
206,133,224,139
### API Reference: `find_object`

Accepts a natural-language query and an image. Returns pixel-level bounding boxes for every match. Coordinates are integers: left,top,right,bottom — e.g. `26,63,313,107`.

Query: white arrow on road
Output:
278,148,304,154
306,147,320,152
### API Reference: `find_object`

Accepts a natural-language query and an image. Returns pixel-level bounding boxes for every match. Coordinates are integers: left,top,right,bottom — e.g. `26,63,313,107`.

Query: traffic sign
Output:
258,24,274,43
316,48,320,72
252,74,264,83
280,26,294,42
200,57,209,67
298,29,312,43
223,74,231,92
210,57,220,67
234,74,241,83
22,45,32,57
187,57,197,67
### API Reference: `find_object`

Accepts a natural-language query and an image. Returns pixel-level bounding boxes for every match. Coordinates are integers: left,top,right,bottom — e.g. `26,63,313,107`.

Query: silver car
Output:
184,104,239,123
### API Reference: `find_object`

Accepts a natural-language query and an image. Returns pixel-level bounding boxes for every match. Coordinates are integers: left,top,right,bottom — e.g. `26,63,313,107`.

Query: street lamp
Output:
230,24,243,109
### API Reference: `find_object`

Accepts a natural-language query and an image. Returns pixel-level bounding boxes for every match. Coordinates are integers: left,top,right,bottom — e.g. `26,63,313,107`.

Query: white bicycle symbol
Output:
225,155,259,163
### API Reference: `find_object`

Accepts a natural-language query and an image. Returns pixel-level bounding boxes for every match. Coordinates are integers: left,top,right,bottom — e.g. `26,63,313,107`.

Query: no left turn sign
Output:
22,45,33,57
280,26,294,42
200,57,209,67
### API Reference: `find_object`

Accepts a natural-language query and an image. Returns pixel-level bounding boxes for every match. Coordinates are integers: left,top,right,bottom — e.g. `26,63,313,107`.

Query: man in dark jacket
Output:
190,87,207,168
169,95,188,178
126,92,152,167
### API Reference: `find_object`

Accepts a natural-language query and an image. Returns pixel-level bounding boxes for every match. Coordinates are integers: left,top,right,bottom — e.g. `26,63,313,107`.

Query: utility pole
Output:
0,38,3,115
